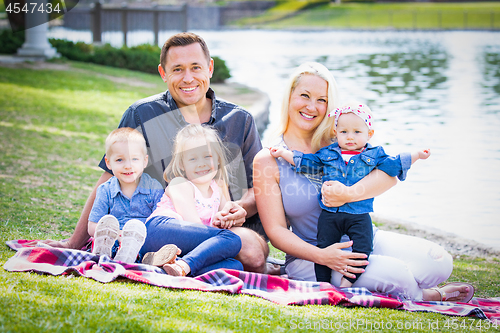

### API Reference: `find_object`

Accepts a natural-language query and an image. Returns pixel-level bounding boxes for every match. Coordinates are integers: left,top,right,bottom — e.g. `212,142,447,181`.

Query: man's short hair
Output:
105,127,147,156
160,32,211,71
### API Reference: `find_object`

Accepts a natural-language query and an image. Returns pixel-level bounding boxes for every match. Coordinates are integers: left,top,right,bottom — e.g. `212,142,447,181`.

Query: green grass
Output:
1,60,499,332
234,0,324,26
231,1,500,30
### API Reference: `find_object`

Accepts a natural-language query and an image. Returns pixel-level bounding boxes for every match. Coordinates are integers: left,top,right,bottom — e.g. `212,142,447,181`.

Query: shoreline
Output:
373,214,500,258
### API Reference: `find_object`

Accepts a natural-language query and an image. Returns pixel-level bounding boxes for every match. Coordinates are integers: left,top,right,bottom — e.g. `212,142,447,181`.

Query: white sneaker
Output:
114,219,147,263
92,215,120,257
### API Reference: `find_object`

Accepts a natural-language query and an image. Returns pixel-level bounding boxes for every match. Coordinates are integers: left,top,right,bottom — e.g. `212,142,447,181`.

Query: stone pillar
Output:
92,1,102,44
17,0,59,58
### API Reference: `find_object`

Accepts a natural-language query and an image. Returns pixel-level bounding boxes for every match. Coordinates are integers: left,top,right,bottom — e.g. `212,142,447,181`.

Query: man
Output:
41,32,269,273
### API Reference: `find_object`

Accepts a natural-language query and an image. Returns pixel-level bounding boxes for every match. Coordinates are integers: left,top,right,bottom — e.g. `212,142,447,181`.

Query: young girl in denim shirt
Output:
271,101,430,287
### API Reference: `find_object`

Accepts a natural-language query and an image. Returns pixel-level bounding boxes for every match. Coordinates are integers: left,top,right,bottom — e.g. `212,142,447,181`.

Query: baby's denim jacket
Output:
293,143,411,214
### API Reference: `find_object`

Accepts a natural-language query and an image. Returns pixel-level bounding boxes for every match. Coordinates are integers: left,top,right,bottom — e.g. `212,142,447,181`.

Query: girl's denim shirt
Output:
292,143,411,214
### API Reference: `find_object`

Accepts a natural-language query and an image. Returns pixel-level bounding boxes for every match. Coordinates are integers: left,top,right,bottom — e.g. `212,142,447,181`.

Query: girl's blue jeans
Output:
140,216,243,276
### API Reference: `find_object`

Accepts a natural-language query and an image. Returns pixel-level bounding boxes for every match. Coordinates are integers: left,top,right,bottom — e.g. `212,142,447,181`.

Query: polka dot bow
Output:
328,104,373,130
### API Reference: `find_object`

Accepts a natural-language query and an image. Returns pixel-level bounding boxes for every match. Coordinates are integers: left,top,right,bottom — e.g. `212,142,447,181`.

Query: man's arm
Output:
236,187,257,218
39,171,113,249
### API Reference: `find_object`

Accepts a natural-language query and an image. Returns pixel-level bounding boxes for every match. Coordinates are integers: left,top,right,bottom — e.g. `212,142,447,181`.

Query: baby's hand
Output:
269,147,283,158
419,149,431,160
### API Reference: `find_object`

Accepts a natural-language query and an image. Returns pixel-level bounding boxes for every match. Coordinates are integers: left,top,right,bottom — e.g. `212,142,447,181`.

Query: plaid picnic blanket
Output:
4,240,500,326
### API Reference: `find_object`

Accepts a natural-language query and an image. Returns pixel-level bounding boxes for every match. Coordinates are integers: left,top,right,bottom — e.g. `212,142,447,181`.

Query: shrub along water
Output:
0,29,24,54
0,31,231,82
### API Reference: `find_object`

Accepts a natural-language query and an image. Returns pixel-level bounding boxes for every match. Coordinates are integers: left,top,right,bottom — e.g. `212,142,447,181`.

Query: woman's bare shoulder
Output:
254,148,278,167
253,148,281,183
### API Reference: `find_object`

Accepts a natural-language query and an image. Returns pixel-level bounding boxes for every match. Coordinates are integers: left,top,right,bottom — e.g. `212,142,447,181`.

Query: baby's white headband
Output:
328,104,373,130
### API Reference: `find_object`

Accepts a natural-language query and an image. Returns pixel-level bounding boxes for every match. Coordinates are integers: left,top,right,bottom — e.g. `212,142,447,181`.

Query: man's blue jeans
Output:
141,216,243,276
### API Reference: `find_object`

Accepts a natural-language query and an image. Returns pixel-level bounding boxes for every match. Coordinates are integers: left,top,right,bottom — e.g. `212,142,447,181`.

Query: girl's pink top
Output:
150,180,221,226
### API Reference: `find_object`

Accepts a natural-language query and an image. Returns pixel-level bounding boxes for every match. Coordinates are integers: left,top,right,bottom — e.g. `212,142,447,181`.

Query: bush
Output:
90,44,160,74
0,30,231,81
212,56,231,83
0,29,25,54
49,39,94,62
91,43,127,68
125,45,161,74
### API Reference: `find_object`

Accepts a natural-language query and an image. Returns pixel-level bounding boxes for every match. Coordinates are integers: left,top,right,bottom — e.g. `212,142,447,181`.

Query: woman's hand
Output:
320,241,369,279
212,201,247,229
321,180,350,207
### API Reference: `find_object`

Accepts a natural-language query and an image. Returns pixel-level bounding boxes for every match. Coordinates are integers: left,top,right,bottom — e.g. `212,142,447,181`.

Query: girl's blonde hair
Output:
164,124,229,185
274,62,340,153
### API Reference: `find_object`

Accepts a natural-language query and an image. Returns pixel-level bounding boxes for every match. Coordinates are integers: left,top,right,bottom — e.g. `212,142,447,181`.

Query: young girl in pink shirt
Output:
143,124,243,276
149,124,233,228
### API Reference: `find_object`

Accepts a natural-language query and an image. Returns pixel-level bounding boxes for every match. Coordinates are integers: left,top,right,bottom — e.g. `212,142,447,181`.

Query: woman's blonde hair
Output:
164,124,229,185
274,62,340,153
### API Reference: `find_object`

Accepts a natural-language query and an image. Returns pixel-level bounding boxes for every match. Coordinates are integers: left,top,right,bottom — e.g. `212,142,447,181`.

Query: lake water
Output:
48,28,500,250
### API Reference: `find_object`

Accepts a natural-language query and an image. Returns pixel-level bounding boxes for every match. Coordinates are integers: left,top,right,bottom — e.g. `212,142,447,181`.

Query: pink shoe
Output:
162,262,187,277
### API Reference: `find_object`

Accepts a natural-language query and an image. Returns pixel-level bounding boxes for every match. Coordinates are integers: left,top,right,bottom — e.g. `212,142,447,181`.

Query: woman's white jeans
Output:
285,230,453,300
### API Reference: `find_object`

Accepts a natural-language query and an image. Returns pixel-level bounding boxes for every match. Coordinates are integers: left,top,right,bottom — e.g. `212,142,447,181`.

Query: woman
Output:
253,62,473,302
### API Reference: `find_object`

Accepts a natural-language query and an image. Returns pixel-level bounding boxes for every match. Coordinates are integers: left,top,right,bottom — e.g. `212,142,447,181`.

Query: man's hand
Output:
24,239,73,249
213,212,233,229
212,201,247,229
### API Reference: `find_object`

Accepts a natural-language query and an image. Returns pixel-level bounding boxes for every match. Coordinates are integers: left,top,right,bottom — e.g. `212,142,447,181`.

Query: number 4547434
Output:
6,2,62,14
